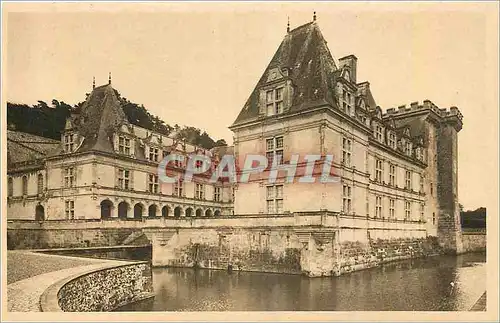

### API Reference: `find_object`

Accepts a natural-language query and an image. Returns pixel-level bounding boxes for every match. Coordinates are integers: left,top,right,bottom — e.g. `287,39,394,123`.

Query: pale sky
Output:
3,2,498,210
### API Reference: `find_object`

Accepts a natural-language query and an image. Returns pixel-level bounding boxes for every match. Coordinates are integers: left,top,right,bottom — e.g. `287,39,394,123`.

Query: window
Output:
420,175,424,193
8,177,13,197
420,203,425,221
37,174,44,194
266,87,284,116
118,169,130,190
148,174,159,193
430,182,434,196
232,187,235,202
65,200,75,219
415,147,421,160
149,147,159,162
342,184,352,213
64,167,75,188
388,133,396,149
266,185,284,214
266,136,284,166
118,136,131,155
173,178,184,197
342,90,352,115
389,198,395,219
405,201,411,221
432,212,436,225
195,160,203,170
375,125,383,142
174,158,183,168
64,133,75,153
214,186,221,202
405,141,412,157
375,196,382,218
195,183,205,200
375,159,383,182
389,164,396,186
405,170,412,190
342,138,352,167
21,176,28,195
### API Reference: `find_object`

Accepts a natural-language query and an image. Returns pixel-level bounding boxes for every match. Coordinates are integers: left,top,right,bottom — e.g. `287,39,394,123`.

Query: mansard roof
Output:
232,21,338,127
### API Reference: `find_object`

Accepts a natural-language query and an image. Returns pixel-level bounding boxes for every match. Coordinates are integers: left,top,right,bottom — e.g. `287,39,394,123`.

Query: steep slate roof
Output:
7,130,60,164
69,83,129,154
232,21,338,126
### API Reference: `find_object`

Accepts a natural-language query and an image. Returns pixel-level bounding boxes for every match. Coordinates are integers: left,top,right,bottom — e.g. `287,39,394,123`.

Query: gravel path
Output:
7,251,128,312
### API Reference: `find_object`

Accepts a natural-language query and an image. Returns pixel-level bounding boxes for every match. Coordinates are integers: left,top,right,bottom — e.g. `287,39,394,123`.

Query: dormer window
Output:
64,133,75,153
405,142,412,157
118,136,131,155
415,147,422,160
266,88,284,116
149,147,159,162
375,125,383,142
342,90,353,115
388,133,396,149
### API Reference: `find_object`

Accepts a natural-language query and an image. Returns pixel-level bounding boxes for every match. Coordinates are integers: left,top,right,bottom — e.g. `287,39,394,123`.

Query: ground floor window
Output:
65,200,75,219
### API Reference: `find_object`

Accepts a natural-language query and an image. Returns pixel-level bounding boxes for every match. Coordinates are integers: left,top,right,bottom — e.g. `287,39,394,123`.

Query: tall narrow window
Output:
342,184,352,213
37,174,44,194
342,90,352,115
118,136,131,155
266,88,284,116
266,185,283,214
173,178,184,197
64,167,75,188
195,183,205,200
22,176,28,195
375,196,382,218
8,177,13,197
213,186,221,202
430,182,434,196
65,200,75,219
232,187,235,202
118,169,130,190
148,174,159,193
420,175,424,193
388,133,396,149
405,141,412,157
420,203,425,221
375,159,383,183
405,170,412,190
64,133,75,153
375,125,383,142
149,147,159,162
405,201,411,221
389,164,396,186
266,136,284,166
432,212,436,225
342,138,352,167
389,198,395,219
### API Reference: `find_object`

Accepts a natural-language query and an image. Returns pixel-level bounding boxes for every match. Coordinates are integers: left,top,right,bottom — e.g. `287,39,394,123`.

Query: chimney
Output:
338,55,358,84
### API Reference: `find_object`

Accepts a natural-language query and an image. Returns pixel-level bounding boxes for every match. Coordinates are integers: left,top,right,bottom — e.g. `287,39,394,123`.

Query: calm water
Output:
121,252,486,311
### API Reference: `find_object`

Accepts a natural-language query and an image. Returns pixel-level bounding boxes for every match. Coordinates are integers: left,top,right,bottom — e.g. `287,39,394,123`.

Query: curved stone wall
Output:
40,261,153,312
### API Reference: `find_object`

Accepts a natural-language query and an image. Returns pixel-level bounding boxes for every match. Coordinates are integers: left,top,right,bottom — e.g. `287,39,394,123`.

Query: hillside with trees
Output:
7,90,227,150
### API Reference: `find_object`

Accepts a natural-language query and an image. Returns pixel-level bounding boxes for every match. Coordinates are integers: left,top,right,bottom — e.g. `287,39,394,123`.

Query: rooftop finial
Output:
287,16,290,33
108,72,111,85
92,76,95,89
313,11,317,21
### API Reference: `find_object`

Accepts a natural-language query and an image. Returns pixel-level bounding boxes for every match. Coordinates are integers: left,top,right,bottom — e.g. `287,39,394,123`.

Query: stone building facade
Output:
230,19,463,252
7,81,234,222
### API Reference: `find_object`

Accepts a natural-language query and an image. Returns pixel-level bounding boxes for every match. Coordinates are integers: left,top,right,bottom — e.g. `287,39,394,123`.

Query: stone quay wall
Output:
42,261,154,312
462,230,486,252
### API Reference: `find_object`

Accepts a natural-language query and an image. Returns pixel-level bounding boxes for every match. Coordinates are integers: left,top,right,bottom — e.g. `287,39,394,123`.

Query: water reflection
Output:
120,252,486,311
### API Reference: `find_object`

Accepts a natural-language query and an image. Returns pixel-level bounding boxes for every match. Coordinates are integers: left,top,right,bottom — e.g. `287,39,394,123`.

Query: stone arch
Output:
118,201,129,219
148,204,158,218
35,204,45,221
100,199,113,219
205,209,213,217
214,209,221,217
162,205,171,217
196,208,203,217
134,203,144,219
174,206,183,217
185,207,194,217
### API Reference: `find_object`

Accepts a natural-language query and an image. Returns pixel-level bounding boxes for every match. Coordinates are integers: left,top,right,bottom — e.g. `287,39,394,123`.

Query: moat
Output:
119,252,486,311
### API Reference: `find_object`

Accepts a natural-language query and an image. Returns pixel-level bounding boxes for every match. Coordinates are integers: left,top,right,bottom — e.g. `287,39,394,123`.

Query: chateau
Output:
7,17,465,274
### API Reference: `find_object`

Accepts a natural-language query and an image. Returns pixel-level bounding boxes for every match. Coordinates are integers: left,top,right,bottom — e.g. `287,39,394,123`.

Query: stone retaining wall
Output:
462,232,486,252
41,261,154,312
